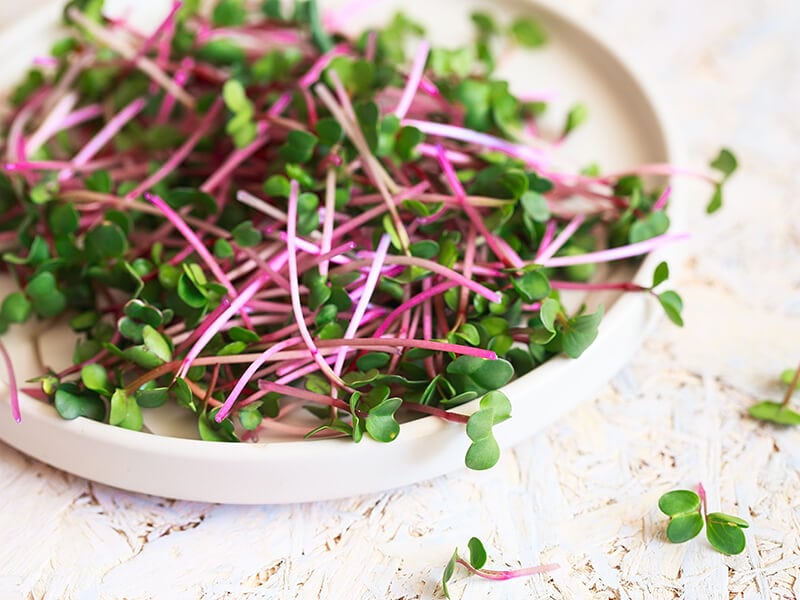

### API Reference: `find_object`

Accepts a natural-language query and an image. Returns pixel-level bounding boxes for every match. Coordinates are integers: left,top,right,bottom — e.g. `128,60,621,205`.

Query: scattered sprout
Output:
658,483,749,555
441,536,559,598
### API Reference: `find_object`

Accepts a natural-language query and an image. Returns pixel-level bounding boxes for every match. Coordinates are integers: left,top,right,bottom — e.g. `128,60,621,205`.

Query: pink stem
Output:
394,41,430,119
144,193,239,301
534,220,557,261
535,214,585,263
215,337,302,422
128,100,222,199
333,234,391,376
286,180,346,387
374,281,459,337
435,145,522,268
697,482,708,518
541,232,690,267
178,274,271,379
455,558,560,581
59,97,146,182
652,185,672,212
404,119,548,168
299,43,349,88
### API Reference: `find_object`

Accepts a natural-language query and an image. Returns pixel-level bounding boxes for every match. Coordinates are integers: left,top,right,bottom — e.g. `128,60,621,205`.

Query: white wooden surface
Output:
1,1,799,598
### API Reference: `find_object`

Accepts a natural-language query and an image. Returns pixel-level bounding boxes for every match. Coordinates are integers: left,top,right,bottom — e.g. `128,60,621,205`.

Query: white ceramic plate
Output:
0,0,682,503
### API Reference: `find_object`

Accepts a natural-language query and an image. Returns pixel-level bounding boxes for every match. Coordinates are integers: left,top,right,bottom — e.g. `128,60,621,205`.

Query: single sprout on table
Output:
441,536,559,598
0,0,735,470
749,361,800,425
658,483,750,555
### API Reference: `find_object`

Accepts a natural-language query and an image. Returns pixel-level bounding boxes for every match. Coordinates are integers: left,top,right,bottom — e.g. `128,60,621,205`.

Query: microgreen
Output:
749,361,800,425
658,483,749,555
0,0,721,465
441,536,558,598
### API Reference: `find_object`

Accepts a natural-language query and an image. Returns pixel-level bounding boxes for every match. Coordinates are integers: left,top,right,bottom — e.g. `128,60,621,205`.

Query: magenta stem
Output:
394,40,430,119
535,214,585,263
455,558,560,581
59,96,146,182
541,232,690,267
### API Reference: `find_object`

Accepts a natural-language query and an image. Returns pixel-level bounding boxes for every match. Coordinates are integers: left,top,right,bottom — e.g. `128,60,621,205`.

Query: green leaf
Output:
454,323,480,346
85,169,111,193
658,489,701,515
467,537,487,569
198,410,239,442
781,369,800,389
395,126,423,161
356,352,391,371
54,383,106,421
563,103,588,137
25,271,67,318
365,397,402,442
124,299,163,327
471,12,497,35
1,292,32,323
442,548,458,600
480,390,512,423
239,405,263,431
229,326,260,344
263,174,291,197
197,39,245,65
512,270,551,303
658,490,704,543
142,325,172,362
706,512,747,555
652,261,670,288
707,184,723,214
540,298,559,333
509,17,547,48
658,291,684,327
4,236,50,266
121,345,164,369
315,117,343,146
520,191,550,222
231,220,262,247
261,0,282,19
710,148,738,179
135,387,169,408
560,306,603,358
212,0,246,26
84,222,128,262
748,400,800,425
666,514,704,543
109,388,143,431
349,391,364,443
446,356,514,392
166,187,218,216
279,130,318,163
49,203,80,235
355,101,380,152
465,431,501,470
80,363,109,394
630,211,670,244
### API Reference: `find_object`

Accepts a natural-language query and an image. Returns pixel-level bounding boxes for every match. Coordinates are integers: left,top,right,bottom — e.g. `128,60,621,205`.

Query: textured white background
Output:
1,0,799,598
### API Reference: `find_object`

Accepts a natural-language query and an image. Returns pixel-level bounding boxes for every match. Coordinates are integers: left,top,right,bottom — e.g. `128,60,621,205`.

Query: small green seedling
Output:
658,483,749,555
749,361,800,425
441,536,558,598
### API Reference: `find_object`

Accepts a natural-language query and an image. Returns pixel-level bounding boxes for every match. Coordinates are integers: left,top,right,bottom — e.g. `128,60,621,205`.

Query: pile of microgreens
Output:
659,483,749,555
749,361,800,425
0,0,736,470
